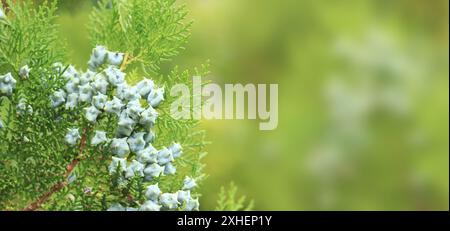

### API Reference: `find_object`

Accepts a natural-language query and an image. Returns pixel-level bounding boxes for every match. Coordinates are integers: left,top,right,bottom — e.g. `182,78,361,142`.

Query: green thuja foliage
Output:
215,182,254,211
0,0,213,211
89,0,191,75
0,0,68,210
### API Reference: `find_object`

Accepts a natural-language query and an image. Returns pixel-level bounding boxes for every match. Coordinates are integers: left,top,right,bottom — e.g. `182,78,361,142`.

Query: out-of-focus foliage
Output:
173,0,448,210
54,0,448,210
215,182,254,211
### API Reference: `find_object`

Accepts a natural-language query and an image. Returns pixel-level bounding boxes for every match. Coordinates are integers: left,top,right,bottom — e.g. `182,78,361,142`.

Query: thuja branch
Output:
1,0,207,211
23,128,89,211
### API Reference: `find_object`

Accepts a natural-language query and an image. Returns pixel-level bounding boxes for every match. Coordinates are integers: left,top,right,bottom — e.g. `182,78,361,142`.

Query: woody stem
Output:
23,127,89,211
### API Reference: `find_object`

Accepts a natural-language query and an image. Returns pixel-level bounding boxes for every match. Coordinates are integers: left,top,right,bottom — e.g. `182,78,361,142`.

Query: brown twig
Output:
119,53,144,71
119,53,130,71
23,128,89,211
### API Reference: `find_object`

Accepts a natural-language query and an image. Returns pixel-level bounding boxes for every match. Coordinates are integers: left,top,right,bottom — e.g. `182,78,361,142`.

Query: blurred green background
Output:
53,0,448,210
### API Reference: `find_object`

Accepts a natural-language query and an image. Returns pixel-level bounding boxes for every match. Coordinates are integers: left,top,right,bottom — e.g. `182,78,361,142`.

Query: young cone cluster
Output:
50,46,199,211
0,72,17,129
